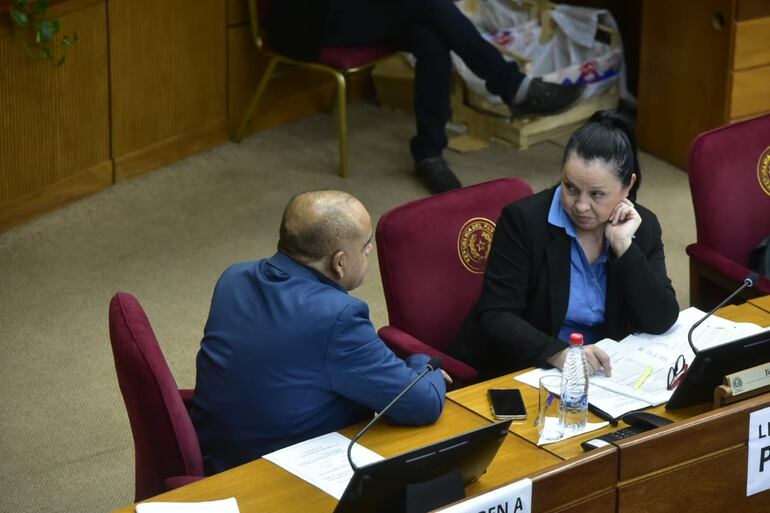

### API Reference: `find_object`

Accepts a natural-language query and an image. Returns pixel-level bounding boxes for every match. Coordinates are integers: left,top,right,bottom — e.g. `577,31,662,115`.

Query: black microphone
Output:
346,356,443,471
687,273,759,355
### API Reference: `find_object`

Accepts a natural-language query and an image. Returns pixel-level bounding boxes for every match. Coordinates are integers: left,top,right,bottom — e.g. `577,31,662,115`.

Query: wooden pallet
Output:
449,80,619,151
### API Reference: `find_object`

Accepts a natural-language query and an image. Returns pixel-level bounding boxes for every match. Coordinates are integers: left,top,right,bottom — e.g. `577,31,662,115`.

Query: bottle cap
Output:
569,333,584,346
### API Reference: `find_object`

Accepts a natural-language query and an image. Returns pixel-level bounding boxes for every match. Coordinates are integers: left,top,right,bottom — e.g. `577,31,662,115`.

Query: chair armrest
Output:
686,243,770,294
163,475,205,491
378,326,479,384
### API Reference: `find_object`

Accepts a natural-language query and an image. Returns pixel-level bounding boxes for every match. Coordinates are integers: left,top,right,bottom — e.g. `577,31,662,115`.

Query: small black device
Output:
334,419,513,513
581,411,672,451
487,388,527,420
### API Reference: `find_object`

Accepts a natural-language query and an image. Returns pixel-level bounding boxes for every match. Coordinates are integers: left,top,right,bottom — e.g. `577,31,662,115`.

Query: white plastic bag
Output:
452,3,625,107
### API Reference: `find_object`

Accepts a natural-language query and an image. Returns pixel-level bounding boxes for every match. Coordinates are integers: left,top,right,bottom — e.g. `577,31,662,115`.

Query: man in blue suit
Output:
190,190,448,474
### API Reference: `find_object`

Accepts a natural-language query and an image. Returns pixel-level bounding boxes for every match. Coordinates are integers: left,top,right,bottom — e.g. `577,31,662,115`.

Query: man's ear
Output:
331,250,346,281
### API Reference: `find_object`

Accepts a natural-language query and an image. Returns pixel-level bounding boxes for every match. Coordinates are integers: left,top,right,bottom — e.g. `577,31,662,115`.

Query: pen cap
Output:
568,333,584,347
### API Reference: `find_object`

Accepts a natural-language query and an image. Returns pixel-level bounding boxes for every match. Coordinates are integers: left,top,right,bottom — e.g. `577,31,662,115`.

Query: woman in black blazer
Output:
448,111,679,380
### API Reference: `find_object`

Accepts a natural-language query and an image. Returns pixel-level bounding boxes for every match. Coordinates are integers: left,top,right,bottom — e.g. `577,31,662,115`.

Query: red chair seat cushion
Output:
318,45,392,70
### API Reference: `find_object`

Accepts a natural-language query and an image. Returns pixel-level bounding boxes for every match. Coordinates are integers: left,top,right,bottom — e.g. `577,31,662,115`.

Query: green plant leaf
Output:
10,9,29,28
56,56,65,66
41,46,52,60
36,0,50,17
38,20,57,42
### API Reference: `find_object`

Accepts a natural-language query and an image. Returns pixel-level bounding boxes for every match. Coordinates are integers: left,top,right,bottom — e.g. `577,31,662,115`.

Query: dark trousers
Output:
325,0,523,162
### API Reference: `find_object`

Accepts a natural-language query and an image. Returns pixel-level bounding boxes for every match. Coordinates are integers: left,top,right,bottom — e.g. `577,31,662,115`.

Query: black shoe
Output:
509,78,585,118
414,157,462,194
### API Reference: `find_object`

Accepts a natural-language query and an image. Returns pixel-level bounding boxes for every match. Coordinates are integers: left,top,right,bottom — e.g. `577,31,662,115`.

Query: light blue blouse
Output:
547,186,608,344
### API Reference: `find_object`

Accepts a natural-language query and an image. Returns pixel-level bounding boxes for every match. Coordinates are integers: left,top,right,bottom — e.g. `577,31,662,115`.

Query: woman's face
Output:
560,156,635,233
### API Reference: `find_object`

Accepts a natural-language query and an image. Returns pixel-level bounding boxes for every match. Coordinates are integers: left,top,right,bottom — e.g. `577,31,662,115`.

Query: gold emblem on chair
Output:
457,217,496,274
759,145,770,197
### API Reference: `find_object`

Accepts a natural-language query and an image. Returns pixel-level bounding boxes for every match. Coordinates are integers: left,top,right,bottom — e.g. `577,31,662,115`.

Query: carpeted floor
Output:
0,101,694,512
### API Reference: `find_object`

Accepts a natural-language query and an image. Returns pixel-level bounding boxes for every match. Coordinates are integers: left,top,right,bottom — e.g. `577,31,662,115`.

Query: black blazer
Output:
266,0,330,61
447,186,679,380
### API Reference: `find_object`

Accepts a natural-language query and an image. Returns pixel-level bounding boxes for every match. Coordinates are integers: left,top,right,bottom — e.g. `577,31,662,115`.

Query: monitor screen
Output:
333,419,513,513
666,328,770,410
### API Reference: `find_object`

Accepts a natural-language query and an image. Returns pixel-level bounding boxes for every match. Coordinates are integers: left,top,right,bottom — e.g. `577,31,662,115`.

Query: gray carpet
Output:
0,101,694,512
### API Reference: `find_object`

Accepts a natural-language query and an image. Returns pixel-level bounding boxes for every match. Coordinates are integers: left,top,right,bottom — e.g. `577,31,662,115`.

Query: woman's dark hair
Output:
562,110,641,201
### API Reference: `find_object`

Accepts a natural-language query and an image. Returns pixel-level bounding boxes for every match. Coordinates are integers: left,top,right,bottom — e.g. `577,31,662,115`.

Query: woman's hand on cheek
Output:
605,199,641,257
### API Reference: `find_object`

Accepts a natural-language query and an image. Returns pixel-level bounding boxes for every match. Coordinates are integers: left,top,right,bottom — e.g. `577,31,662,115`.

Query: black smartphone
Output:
487,388,527,420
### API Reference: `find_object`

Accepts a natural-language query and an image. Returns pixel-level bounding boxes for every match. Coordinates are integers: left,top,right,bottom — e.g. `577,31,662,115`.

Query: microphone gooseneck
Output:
687,273,758,355
346,357,443,471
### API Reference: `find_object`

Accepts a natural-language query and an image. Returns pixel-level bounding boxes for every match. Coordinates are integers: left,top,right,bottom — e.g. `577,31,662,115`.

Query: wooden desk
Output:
448,303,769,460
112,300,770,512
749,295,770,315
447,371,710,461
616,391,770,513
112,401,560,513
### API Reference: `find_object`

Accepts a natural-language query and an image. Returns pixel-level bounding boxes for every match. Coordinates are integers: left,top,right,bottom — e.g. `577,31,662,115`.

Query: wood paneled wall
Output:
109,0,228,180
0,0,375,231
0,0,111,229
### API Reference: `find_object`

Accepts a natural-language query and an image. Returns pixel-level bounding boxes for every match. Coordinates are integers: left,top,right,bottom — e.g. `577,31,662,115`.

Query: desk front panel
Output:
618,446,767,513
616,392,770,512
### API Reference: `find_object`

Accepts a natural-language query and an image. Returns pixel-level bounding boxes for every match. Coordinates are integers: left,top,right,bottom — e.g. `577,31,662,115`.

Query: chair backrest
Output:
108,292,203,502
376,178,533,351
689,114,770,265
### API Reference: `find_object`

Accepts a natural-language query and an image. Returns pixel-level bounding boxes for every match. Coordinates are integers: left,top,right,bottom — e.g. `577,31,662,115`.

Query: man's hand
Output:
546,345,612,377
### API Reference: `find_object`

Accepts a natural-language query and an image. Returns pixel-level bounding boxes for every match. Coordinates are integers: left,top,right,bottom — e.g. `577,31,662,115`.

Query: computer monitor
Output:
333,419,513,513
666,328,770,410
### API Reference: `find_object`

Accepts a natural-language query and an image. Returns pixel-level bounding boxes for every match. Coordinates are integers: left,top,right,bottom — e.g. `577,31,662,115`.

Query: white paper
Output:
262,432,383,499
436,478,532,513
515,308,767,418
515,368,650,419
136,497,239,513
747,407,770,496
537,418,608,446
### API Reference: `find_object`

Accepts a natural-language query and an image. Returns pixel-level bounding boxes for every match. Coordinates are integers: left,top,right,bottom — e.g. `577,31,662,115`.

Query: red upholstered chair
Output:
232,0,394,177
376,178,534,385
108,292,204,502
686,113,770,310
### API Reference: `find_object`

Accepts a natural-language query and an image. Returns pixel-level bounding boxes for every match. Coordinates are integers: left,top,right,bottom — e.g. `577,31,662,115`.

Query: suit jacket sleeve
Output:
477,204,566,368
607,209,679,335
325,300,446,425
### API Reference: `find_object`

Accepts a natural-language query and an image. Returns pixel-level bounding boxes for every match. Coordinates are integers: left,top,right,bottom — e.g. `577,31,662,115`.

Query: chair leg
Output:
232,58,279,143
333,71,348,178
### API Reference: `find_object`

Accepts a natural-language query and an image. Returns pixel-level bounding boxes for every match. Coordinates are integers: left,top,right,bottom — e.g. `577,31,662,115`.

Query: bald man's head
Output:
277,190,368,267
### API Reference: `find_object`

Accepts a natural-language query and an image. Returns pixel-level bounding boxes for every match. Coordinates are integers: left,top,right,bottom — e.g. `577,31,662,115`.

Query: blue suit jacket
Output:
190,252,446,474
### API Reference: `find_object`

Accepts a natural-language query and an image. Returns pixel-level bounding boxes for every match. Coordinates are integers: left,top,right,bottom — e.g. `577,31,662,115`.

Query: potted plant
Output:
8,0,75,65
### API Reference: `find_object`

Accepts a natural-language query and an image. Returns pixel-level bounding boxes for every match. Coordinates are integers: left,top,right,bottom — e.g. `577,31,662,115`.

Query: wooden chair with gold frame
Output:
232,0,395,177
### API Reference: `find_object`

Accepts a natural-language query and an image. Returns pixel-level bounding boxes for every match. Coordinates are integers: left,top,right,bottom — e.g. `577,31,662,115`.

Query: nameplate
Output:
724,362,770,396
747,406,770,496
436,478,532,513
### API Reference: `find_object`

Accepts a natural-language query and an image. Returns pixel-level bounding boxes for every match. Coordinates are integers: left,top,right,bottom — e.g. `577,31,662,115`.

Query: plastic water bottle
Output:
560,333,589,432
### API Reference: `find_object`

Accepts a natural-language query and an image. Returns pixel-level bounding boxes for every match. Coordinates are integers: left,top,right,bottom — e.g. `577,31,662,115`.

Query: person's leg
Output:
399,25,461,194
402,0,583,116
401,0,523,102
400,25,451,164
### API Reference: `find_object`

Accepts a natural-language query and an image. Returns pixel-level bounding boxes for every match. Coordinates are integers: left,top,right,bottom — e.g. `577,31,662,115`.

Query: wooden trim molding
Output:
0,160,112,231
114,117,229,182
